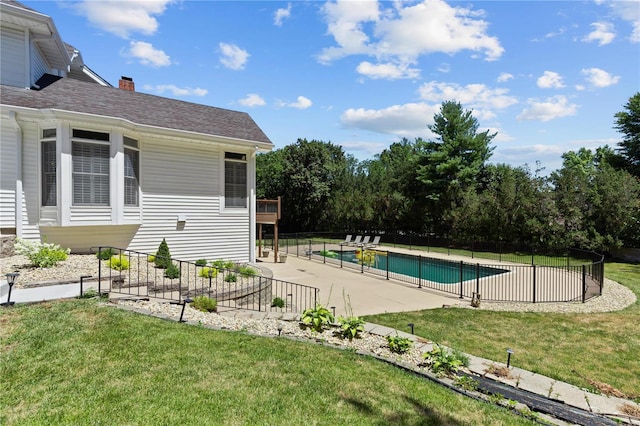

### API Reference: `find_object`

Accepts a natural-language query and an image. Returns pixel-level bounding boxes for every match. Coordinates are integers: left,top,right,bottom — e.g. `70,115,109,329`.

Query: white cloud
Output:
238,93,266,107
497,72,514,82
291,96,312,109
341,102,440,137
143,84,207,97
437,63,451,73
318,0,504,77
74,0,173,38
487,127,515,143
543,26,567,40
338,140,389,157
536,71,565,89
278,96,312,109
582,22,616,45
418,81,518,111
124,41,171,67
581,67,621,87
219,42,250,70
517,95,578,122
356,61,420,79
609,1,640,42
493,138,617,171
274,3,292,26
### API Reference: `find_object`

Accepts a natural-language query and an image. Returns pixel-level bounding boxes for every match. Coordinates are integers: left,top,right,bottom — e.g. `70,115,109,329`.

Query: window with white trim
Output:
72,129,110,206
224,152,247,208
124,137,139,206
41,129,56,206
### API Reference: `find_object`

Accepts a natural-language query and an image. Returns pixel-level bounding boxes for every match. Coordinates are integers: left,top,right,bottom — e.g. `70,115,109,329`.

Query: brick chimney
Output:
119,76,135,91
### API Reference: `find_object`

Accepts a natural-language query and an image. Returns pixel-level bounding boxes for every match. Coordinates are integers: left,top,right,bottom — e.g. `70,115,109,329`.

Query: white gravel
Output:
114,298,427,368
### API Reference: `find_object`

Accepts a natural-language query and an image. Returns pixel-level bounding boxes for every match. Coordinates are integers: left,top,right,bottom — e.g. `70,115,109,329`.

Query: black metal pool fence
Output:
262,234,604,304
92,246,318,313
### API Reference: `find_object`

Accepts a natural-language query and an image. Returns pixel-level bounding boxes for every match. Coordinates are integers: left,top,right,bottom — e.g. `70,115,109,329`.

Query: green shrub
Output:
190,295,217,313
15,238,70,268
386,335,413,354
301,304,334,332
271,297,285,308
423,344,469,377
212,259,234,270
198,267,218,278
77,288,102,299
155,238,172,269
237,265,257,277
164,262,180,279
454,375,479,391
224,273,237,283
96,248,115,261
338,316,365,340
108,255,130,271
195,258,208,267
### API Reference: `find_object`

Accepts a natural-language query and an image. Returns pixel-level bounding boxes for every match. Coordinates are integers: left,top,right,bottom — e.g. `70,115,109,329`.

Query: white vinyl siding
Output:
0,26,26,87
224,152,247,209
71,130,110,206
5,120,254,261
127,140,251,261
0,119,18,230
31,43,48,86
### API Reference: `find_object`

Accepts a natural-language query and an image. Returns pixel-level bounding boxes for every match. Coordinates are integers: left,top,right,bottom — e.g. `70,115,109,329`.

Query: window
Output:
41,129,56,206
124,137,139,206
72,129,110,206
224,152,247,208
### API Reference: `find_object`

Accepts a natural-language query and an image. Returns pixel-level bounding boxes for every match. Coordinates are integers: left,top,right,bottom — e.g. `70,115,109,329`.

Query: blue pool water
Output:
322,250,507,284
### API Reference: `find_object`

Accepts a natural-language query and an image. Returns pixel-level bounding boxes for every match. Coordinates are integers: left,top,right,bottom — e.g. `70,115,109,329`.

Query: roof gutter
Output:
42,108,274,150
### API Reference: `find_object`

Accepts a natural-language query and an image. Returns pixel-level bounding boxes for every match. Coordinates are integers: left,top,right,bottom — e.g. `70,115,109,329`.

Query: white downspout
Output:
9,112,24,238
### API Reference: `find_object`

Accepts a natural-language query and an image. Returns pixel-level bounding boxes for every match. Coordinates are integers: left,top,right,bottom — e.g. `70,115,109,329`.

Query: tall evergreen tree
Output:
416,101,496,234
614,92,640,177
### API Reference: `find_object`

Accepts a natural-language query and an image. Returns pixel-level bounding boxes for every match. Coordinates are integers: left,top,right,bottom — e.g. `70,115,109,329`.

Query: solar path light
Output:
1,272,19,307
506,348,514,368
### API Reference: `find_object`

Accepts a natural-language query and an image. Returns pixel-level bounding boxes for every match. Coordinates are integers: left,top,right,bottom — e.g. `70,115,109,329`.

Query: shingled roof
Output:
1,77,273,145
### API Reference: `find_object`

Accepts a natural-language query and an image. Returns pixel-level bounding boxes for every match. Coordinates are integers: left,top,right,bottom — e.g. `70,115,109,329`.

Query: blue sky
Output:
26,0,640,173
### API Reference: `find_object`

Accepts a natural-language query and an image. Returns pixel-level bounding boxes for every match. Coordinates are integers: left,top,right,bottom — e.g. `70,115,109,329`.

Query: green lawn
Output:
0,300,536,425
364,262,640,400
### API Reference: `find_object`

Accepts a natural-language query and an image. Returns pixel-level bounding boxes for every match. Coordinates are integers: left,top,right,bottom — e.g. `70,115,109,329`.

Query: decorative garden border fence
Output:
265,238,604,304
92,246,318,313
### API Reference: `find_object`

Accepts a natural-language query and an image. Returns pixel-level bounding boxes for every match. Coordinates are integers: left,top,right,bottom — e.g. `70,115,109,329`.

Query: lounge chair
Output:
359,236,371,247
340,235,353,246
349,235,363,246
364,235,380,248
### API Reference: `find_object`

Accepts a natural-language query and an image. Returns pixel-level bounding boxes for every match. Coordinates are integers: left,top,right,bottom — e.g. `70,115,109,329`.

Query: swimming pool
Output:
321,250,508,284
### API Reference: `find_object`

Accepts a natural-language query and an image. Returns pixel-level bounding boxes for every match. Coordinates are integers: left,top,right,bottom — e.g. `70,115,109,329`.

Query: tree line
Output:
257,93,640,252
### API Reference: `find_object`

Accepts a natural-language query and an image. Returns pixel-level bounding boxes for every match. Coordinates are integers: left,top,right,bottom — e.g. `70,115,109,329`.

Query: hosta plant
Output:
337,316,365,340
386,335,413,354
423,344,469,377
301,304,335,332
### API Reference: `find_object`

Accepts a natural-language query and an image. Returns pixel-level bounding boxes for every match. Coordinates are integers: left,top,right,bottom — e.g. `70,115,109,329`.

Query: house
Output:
0,0,274,262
